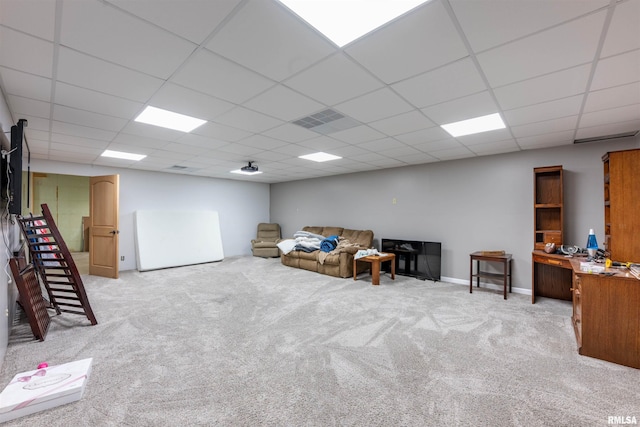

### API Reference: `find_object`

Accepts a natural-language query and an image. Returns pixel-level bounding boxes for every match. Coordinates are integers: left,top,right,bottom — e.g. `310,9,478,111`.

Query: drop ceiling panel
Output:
56,47,164,102
456,128,512,146
7,95,50,119
345,0,468,84
0,27,53,77
503,95,584,127
106,0,242,44
590,50,640,91
244,85,324,121
335,88,413,123
469,139,520,156
517,130,575,149
111,133,171,149
51,132,110,149
429,145,474,161
511,116,579,138
119,121,184,142
51,120,117,141
176,134,229,150
493,65,591,111
172,49,274,104
583,82,640,113
262,123,317,143
477,11,606,87
0,67,51,102
329,125,386,144
357,137,406,152
579,104,640,128
205,0,335,82
284,53,384,106
0,0,56,40
191,121,252,142
421,91,499,125
52,104,128,132
369,111,435,136
450,0,608,53
214,107,283,133
395,127,451,145
55,82,143,119
392,58,486,108
148,83,234,121
600,0,640,57
236,134,290,150
575,119,640,140
60,0,196,79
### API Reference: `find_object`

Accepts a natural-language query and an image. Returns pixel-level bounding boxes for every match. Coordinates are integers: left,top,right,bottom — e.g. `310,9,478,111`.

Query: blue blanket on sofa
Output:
320,235,340,253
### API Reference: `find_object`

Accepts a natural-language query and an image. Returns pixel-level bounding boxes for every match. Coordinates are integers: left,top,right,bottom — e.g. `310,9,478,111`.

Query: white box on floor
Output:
0,358,92,423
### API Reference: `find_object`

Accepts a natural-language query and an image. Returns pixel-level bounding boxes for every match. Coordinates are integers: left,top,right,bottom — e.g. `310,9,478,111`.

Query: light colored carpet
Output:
2,256,638,426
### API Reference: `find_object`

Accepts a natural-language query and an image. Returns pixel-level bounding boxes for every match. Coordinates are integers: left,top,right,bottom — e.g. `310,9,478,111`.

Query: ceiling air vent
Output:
574,130,639,144
292,108,360,135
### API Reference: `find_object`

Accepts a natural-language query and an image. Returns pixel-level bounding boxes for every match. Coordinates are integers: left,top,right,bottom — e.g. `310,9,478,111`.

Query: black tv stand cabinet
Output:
381,239,441,282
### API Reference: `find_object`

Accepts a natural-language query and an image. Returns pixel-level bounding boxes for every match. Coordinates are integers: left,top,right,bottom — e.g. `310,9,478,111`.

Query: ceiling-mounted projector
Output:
241,161,258,173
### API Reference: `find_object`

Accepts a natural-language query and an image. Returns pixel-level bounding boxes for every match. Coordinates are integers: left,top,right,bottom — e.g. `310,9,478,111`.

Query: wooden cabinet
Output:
571,261,640,369
603,149,640,262
533,166,563,250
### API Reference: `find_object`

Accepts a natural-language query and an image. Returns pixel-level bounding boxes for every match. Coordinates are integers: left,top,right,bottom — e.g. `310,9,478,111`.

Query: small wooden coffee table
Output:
354,253,396,285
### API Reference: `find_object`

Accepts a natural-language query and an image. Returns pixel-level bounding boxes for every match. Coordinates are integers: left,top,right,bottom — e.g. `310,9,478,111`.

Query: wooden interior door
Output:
89,175,119,278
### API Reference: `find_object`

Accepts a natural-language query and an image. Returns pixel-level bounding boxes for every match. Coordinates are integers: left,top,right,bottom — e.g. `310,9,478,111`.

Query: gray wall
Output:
28,159,271,270
271,136,640,291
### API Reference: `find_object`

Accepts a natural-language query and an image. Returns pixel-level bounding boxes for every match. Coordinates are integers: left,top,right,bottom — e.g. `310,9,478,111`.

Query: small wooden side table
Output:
469,252,512,299
354,253,396,285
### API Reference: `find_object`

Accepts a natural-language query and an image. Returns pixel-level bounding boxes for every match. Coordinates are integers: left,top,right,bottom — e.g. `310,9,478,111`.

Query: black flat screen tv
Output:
1,118,27,215
381,238,442,282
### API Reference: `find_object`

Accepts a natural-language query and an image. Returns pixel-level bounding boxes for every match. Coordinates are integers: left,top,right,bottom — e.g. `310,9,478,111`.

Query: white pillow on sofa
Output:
277,239,297,255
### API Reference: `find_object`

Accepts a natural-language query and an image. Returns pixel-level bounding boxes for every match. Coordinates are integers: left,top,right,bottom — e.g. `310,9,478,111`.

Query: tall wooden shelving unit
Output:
602,148,640,262
533,165,563,250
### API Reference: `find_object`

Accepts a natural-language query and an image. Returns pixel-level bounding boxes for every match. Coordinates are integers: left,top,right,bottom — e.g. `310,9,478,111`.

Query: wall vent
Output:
574,130,639,144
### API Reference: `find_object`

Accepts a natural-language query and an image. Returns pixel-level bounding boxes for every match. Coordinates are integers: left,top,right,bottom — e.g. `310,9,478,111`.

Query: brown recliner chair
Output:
251,223,281,258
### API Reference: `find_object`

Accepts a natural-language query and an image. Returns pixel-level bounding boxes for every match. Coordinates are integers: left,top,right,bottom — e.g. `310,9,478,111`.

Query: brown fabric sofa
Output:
280,226,374,278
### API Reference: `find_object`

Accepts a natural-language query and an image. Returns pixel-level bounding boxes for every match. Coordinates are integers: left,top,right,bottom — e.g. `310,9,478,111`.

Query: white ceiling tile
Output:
456,128,513,146
503,95,584,127
175,134,229,150
284,53,384,105
590,50,640,91
118,121,184,142
583,82,640,113
172,49,273,104
7,95,51,119
106,0,242,44
244,85,324,121
469,140,521,156
0,67,52,101
357,137,406,152
421,91,499,125
262,123,317,143
56,47,164,102
111,133,171,149
206,0,335,81
0,27,53,77
395,126,452,145
157,142,208,156
149,83,234,121
214,107,283,133
450,0,608,53
579,104,640,128
411,138,458,154
0,0,56,40
429,145,474,161
16,115,50,132
60,0,196,79
51,132,110,149
51,121,117,141
494,64,591,111
377,145,424,159
236,134,289,150
25,128,51,141
335,88,413,123
601,0,640,58
191,121,252,142
517,130,575,150
392,58,486,108
575,119,640,140
55,82,143,119
53,105,127,132
511,116,579,138
330,125,386,144
296,136,348,151
477,11,606,87
368,111,434,136
218,142,264,157
346,0,468,84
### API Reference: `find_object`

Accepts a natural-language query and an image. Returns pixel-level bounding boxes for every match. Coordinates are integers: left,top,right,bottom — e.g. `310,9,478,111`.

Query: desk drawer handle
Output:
547,259,561,265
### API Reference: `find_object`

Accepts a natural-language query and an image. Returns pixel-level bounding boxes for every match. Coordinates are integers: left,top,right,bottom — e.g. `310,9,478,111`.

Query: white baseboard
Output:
441,276,532,296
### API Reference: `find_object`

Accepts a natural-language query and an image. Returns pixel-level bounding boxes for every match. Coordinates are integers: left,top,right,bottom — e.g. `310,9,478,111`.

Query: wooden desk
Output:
531,250,576,303
571,260,640,369
354,253,395,286
469,252,512,299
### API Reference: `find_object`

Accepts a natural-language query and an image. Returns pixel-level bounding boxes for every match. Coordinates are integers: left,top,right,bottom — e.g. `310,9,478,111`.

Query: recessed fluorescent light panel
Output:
299,152,342,162
279,0,429,47
134,106,206,133
441,113,506,137
101,150,146,161
230,169,263,176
